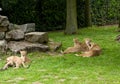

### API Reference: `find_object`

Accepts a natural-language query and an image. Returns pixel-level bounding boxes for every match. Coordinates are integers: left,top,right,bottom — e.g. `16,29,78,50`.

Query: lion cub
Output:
76,39,101,57
63,38,82,54
1,50,31,70
79,38,91,52
63,38,90,54
20,50,31,65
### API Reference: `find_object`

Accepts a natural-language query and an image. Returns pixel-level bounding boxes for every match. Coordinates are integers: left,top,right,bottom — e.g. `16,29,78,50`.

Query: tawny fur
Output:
63,38,82,54
63,38,90,54
2,56,26,70
20,50,31,64
1,50,31,70
76,39,101,57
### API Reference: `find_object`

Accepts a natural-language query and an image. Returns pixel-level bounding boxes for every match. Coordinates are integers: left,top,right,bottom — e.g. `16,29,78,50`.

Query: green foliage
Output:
1,0,17,10
91,0,119,25
1,0,36,24
0,26,120,84
77,0,86,27
0,0,119,31
35,0,66,31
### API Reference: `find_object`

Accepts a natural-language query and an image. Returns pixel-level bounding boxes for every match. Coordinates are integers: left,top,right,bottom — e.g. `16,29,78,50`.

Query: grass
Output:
0,26,120,84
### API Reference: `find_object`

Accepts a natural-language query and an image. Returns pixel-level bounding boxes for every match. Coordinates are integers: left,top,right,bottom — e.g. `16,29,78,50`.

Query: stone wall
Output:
0,15,50,53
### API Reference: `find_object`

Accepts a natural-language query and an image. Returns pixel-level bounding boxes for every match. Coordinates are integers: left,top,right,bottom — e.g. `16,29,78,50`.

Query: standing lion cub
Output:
1,50,31,70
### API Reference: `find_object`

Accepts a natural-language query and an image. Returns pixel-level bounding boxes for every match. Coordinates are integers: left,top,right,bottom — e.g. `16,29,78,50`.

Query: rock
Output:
48,41,62,51
0,40,7,53
0,15,9,32
20,23,35,33
25,32,48,43
6,29,24,41
0,32,5,40
8,23,19,30
8,23,35,33
1,20,9,27
0,15,8,22
0,40,7,47
0,15,9,26
0,26,8,32
7,41,49,53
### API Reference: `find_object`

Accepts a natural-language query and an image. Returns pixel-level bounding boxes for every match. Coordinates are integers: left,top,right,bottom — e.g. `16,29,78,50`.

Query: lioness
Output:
63,38,82,54
76,39,101,57
63,38,90,54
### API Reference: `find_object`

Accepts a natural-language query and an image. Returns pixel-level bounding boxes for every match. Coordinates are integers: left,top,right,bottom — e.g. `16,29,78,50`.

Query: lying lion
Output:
1,50,31,70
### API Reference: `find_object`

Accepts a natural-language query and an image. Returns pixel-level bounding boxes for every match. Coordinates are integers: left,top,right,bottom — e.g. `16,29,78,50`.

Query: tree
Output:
116,9,120,31
118,12,120,28
65,0,78,34
117,13,120,31
117,3,120,30
84,0,92,27
118,20,120,28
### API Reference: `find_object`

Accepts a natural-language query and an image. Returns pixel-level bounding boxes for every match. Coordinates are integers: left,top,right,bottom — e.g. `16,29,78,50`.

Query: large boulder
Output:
5,29,24,41
8,23,35,33
8,23,19,30
0,26,8,32
0,32,5,40
0,15,9,26
48,41,62,51
20,23,35,33
25,32,48,43
0,40,7,53
7,41,49,53
0,15,9,32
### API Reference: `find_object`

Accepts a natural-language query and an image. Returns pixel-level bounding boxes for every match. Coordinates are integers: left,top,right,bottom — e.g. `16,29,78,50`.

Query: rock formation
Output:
0,15,61,54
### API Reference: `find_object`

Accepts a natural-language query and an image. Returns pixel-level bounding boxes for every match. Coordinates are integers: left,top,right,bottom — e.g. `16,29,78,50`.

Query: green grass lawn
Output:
0,26,120,84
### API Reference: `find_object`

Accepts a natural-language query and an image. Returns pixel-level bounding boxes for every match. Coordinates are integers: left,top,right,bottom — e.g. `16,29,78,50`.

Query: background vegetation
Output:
0,0,119,31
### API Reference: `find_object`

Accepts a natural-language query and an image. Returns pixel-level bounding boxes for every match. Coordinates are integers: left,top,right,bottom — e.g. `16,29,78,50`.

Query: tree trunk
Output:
84,0,92,27
118,18,120,28
117,7,120,31
117,18,120,31
65,0,78,34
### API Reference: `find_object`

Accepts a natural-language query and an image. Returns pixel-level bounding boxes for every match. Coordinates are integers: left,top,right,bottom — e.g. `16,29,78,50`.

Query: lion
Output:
63,38,90,54
75,39,101,57
1,50,31,70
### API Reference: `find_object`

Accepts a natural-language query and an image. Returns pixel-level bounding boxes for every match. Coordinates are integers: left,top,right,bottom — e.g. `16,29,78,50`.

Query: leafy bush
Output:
35,0,66,31
1,0,36,24
91,0,119,26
